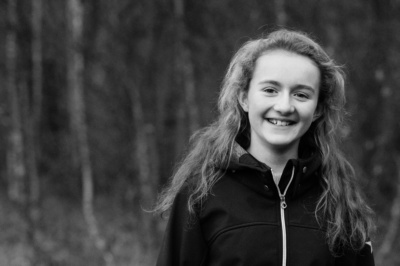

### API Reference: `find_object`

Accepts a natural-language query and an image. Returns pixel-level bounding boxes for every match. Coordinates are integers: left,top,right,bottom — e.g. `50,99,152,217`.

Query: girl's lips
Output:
267,118,295,126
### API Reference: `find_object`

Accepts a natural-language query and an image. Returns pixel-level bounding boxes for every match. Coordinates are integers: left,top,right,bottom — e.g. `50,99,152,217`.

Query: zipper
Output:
272,166,295,266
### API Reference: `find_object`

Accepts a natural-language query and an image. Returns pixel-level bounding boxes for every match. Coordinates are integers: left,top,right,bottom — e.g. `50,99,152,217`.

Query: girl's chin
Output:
263,137,300,150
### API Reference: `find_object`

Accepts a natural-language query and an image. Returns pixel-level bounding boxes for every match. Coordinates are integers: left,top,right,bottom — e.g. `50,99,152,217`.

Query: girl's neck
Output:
248,143,299,174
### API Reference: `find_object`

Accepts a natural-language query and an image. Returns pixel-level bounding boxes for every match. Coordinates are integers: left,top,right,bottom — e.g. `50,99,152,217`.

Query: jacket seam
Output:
288,223,327,231
208,222,278,246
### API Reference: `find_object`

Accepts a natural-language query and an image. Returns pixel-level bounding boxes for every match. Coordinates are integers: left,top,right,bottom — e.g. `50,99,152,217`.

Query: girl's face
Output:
240,49,320,157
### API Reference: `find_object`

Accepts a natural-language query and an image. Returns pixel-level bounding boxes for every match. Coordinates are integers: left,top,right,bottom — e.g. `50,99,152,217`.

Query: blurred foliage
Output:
0,0,399,265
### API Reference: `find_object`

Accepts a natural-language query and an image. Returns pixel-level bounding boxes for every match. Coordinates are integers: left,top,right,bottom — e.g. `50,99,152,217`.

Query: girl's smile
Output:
267,118,295,126
240,49,321,159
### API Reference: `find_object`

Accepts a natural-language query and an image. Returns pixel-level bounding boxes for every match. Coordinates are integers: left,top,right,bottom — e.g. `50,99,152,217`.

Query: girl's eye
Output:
263,87,277,94
294,92,310,99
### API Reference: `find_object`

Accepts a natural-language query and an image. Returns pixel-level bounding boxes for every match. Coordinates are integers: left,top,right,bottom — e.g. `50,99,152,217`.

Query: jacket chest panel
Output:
200,173,330,266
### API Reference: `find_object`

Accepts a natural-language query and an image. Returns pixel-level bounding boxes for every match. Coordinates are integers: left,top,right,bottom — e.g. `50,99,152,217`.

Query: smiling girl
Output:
154,29,375,266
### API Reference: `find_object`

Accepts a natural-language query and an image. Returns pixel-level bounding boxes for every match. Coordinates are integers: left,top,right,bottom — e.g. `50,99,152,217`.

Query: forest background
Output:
0,0,399,265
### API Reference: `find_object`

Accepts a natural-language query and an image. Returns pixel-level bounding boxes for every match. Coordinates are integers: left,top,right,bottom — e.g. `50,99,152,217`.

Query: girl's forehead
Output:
252,50,320,86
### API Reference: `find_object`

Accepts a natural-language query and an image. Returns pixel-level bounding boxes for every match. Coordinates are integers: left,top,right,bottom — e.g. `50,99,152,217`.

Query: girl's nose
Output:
273,95,294,114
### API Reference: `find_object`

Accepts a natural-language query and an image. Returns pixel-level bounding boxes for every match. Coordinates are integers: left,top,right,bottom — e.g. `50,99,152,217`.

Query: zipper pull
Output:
280,195,287,209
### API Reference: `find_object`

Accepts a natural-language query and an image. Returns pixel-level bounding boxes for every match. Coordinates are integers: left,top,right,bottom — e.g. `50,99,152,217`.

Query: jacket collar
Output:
226,142,322,199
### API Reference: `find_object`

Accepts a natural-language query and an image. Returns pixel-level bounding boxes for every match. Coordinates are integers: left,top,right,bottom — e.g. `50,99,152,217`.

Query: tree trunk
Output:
274,0,287,26
6,0,26,204
29,0,43,205
66,0,114,265
23,0,44,263
376,155,400,264
368,2,399,263
173,0,199,155
131,81,158,251
26,0,42,241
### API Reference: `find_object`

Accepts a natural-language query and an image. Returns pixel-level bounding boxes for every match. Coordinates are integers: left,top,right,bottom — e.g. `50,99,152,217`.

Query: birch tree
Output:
24,1,43,258
376,156,400,264
371,1,400,264
173,0,199,154
132,79,158,250
274,0,287,26
6,0,26,204
66,0,114,264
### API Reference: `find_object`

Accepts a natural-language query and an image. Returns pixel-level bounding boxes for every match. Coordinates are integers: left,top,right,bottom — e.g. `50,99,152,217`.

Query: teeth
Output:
269,119,291,126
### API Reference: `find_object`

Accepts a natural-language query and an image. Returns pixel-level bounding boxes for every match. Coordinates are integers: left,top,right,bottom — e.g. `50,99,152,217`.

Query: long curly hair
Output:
154,29,374,252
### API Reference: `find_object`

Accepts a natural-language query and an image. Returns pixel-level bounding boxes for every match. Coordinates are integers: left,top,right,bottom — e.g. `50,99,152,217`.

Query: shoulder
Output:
334,241,375,266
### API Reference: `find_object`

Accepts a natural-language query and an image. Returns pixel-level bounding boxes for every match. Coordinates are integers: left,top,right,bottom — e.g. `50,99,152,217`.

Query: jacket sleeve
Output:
156,189,208,266
334,241,375,266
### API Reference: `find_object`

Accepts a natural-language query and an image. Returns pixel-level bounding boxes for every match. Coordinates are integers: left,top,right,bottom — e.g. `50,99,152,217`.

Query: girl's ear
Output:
238,91,249,112
312,108,322,122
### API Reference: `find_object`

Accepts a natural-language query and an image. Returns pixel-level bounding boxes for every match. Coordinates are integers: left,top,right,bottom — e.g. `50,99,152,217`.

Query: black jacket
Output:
156,146,374,266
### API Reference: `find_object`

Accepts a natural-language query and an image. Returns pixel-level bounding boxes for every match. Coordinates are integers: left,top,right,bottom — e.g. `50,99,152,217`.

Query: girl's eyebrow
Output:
258,80,281,86
258,80,316,94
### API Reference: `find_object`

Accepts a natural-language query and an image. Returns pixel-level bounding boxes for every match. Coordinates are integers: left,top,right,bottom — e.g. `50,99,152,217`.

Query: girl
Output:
154,29,375,266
